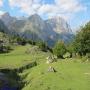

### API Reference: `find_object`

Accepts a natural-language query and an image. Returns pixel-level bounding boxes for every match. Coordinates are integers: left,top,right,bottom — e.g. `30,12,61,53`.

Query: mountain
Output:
0,13,74,46
0,19,8,33
0,12,16,26
46,17,73,42
0,12,25,35
22,14,57,45
46,17,72,34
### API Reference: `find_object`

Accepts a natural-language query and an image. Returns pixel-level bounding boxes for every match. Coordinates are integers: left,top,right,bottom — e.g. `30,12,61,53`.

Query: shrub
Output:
36,41,48,52
82,56,87,62
81,53,90,62
53,41,66,58
86,53,90,58
86,53,90,62
0,45,12,53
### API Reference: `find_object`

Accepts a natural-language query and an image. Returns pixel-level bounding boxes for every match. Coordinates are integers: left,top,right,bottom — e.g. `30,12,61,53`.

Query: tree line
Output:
53,22,90,59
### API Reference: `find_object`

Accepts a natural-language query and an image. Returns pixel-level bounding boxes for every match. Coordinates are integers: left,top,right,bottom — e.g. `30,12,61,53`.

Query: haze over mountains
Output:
0,13,73,46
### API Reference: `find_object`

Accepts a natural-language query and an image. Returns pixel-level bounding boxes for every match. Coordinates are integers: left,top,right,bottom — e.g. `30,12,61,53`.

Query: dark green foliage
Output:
0,32,12,53
0,45,11,53
0,69,25,89
17,37,27,45
11,34,27,45
66,42,76,58
53,41,66,58
74,22,90,56
17,61,37,73
27,40,35,45
36,41,48,52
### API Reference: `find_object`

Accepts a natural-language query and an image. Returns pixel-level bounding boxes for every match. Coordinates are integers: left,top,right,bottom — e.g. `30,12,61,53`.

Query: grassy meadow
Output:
0,45,49,69
0,45,90,90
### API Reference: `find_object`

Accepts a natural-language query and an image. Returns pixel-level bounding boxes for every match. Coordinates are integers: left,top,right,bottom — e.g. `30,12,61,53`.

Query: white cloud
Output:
38,4,56,14
8,0,87,20
9,0,41,15
0,0,3,6
55,0,86,13
38,0,87,20
9,0,33,7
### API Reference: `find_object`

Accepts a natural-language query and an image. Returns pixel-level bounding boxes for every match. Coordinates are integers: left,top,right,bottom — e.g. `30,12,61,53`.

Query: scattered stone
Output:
47,66,56,72
63,52,71,58
46,55,57,64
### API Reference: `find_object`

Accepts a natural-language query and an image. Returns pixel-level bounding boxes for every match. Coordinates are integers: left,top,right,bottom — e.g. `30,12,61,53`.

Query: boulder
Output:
63,52,71,58
47,66,56,72
46,55,57,64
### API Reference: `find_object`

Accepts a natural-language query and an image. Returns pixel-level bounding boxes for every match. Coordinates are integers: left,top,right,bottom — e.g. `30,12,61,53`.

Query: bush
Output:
86,53,90,58
82,56,87,62
0,45,12,53
0,32,12,53
81,53,90,62
17,37,27,45
36,41,48,52
53,41,66,58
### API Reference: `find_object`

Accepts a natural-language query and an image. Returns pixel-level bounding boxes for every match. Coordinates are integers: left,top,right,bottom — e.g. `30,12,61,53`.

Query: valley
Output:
0,6,90,90
0,45,90,90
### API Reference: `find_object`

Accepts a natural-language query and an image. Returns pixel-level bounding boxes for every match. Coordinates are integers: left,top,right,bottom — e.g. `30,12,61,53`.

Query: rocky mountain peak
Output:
0,12,10,19
28,14,42,20
0,13,73,46
46,16,72,34
28,14,44,24
0,12,17,28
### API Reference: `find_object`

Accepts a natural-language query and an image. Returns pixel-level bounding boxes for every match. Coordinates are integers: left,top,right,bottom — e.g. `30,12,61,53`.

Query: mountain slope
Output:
22,14,57,46
46,17,73,43
0,13,74,46
0,19,9,33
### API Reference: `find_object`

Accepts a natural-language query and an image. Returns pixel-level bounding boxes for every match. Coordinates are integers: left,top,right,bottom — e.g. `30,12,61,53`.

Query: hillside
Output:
0,45,90,90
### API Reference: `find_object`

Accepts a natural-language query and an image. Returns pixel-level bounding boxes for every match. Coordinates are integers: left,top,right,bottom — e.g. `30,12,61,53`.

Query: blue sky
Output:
0,0,90,32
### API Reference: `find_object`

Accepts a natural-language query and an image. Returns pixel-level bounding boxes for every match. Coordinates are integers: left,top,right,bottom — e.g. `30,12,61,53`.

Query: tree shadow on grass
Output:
0,68,25,90
0,61,37,90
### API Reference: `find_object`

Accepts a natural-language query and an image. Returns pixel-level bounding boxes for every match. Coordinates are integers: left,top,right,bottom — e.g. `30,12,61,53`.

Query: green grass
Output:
0,45,49,69
20,60,90,90
0,45,90,90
